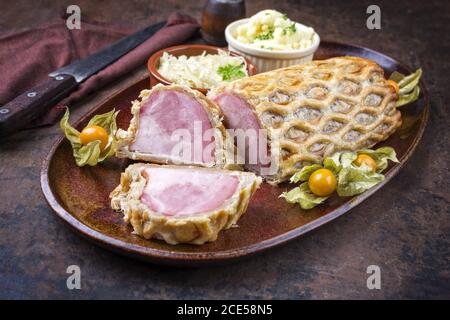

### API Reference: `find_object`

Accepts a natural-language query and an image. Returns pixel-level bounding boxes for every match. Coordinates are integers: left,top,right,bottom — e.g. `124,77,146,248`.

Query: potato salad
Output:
233,9,317,51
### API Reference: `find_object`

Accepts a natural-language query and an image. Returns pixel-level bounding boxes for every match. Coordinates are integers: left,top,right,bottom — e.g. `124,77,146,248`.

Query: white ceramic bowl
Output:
225,18,320,73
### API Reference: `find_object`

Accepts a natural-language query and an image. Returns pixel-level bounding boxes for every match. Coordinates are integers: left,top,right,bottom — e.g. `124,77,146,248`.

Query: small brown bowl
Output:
147,44,257,94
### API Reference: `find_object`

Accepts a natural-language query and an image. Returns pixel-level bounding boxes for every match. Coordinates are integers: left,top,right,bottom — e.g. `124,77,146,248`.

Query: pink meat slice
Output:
213,94,270,172
131,90,215,164
140,167,239,216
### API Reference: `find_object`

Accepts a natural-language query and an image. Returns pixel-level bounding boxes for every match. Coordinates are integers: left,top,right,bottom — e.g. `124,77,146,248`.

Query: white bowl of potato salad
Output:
225,9,320,72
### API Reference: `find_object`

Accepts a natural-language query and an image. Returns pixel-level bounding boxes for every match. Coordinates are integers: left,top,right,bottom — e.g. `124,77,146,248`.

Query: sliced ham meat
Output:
140,166,239,216
213,93,271,173
131,89,215,164
110,164,262,245
116,84,232,168
214,94,260,131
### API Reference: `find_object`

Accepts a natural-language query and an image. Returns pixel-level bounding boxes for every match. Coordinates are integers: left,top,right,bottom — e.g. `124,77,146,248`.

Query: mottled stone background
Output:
0,0,449,299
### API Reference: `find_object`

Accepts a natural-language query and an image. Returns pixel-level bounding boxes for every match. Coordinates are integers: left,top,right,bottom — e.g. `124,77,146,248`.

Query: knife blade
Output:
0,20,166,136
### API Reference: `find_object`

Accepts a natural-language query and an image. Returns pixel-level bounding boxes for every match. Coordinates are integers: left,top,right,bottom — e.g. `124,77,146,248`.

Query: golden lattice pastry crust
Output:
110,164,262,245
116,84,237,169
209,56,402,184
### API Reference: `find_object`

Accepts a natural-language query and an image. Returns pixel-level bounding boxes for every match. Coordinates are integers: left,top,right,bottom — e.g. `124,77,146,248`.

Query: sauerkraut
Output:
157,50,248,89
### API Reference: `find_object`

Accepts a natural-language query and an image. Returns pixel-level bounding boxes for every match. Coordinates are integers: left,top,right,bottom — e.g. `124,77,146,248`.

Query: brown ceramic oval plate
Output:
41,41,429,267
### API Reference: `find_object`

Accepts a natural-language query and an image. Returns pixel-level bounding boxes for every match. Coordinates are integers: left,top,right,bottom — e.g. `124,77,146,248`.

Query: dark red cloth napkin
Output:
0,12,199,127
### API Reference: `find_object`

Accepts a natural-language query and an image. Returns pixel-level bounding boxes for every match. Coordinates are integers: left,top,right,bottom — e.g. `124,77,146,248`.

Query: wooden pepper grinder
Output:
201,0,246,47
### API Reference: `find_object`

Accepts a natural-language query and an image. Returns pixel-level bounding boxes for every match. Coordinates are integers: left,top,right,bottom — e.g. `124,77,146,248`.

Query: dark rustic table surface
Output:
0,0,449,299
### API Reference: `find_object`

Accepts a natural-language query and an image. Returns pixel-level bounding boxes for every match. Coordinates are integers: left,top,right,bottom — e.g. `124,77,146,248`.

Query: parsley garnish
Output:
282,23,296,35
217,63,246,81
255,26,275,40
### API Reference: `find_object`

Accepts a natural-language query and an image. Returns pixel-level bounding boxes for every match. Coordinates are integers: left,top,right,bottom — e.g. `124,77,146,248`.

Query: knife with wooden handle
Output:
0,20,166,136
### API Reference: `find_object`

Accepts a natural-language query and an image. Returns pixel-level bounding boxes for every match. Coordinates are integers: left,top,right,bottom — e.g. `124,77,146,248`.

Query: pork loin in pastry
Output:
110,163,262,245
208,56,402,184
116,84,235,168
